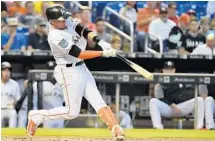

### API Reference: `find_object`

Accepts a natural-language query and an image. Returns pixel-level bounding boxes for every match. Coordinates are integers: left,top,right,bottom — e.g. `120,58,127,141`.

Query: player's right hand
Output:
102,49,116,57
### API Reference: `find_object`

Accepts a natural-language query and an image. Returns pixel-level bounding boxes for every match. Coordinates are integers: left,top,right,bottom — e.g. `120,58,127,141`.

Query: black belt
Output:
66,61,84,67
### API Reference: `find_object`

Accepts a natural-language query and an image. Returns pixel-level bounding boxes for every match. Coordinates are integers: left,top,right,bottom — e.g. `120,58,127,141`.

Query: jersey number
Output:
72,36,80,45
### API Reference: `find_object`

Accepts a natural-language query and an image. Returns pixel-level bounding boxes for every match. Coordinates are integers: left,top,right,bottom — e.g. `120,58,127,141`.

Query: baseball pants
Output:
1,109,17,128
149,97,204,129
18,109,28,127
29,64,107,125
43,119,64,128
204,96,215,129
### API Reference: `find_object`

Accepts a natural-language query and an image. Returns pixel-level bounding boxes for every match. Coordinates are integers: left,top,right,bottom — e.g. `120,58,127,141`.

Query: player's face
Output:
1,68,11,82
162,68,176,73
53,20,66,29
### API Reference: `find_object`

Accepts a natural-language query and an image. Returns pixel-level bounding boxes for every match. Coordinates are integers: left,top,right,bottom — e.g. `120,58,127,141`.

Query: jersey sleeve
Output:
66,18,79,32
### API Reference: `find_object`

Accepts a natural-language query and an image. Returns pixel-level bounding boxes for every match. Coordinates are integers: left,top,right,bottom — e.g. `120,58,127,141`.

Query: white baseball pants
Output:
149,97,205,129
29,64,107,125
43,119,64,128
1,109,17,128
204,96,215,129
18,109,27,127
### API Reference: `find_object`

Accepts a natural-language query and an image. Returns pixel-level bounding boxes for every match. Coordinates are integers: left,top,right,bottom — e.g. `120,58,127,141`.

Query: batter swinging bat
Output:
116,54,154,80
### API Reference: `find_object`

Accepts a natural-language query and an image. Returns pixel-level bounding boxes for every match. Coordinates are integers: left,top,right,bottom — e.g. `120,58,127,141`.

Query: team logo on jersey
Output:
58,39,68,48
72,36,80,45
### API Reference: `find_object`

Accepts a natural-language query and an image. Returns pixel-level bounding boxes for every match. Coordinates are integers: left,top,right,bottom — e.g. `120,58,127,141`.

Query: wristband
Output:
93,36,101,43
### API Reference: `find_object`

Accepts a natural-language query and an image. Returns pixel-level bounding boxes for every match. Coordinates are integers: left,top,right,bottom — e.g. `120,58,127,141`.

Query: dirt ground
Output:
1,136,215,141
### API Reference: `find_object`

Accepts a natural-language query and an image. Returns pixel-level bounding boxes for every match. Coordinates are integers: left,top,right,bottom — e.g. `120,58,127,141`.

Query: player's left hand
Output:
102,48,116,57
98,40,112,50
171,104,181,116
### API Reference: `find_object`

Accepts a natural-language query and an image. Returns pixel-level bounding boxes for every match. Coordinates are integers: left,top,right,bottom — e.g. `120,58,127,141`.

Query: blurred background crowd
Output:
1,1,215,53
1,1,215,129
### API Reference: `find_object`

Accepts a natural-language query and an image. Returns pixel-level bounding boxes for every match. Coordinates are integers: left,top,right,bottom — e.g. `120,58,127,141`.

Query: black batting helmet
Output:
1,62,12,71
46,5,72,21
46,61,56,70
164,61,175,69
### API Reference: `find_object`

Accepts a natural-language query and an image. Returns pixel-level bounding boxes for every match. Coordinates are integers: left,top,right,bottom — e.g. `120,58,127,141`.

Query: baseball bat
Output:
116,54,154,80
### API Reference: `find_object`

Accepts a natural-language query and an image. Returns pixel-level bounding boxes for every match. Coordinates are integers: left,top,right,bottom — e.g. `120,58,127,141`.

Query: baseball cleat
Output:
112,125,125,141
114,135,126,141
26,110,39,137
26,119,37,137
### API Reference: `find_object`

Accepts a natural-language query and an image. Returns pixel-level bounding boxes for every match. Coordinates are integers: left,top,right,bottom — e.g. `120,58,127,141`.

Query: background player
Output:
1,61,21,128
110,102,133,129
149,61,205,129
27,4,125,141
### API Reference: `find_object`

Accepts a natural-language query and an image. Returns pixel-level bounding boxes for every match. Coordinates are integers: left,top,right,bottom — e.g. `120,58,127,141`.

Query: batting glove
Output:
102,49,116,57
98,40,112,50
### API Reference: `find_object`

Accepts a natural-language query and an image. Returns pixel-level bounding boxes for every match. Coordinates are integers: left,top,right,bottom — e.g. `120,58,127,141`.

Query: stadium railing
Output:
103,6,134,52
28,70,215,129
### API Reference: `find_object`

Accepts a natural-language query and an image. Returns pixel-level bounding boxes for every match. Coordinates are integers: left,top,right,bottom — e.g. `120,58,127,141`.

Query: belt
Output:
66,61,84,67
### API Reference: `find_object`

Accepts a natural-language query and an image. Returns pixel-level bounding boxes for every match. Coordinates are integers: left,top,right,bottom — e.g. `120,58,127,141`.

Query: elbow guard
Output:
75,24,93,39
68,45,81,58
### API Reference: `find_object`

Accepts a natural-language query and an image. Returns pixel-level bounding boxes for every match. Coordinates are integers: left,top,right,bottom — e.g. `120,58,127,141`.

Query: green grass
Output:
1,128,215,139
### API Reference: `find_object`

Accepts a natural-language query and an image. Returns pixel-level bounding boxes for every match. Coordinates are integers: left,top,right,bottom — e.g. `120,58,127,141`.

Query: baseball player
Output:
27,4,125,141
34,81,65,128
149,61,205,129
199,85,215,129
110,103,133,129
1,62,21,127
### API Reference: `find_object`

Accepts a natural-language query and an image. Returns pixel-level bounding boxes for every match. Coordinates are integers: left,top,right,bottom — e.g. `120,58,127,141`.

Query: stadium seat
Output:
92,1,109,22
136,1,146,9
105,2,125,29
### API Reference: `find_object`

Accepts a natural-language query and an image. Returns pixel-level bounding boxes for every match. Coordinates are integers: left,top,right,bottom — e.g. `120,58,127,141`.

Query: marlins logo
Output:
58,39,68,48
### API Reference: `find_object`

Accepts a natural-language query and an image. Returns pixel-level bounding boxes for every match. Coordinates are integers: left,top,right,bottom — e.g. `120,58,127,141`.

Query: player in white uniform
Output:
27,5,125,141
110,103,133,129
1,62,21,128
149,61,205,129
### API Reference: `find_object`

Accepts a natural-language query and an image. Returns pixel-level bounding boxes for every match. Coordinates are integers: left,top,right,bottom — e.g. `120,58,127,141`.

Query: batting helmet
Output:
1,61,12,71
46,61,56,70
46,5,72,21
164,61,175,69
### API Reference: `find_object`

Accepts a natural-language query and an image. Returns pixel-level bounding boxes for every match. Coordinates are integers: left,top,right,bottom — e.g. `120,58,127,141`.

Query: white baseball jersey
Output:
43,82,64,109
33,81,64,109
48,18,87,65
1,79,21,108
